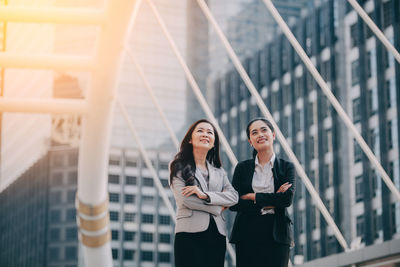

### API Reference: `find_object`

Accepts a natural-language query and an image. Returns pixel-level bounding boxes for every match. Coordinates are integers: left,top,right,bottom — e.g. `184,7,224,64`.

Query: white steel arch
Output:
260,0,400,202
196,0,349,252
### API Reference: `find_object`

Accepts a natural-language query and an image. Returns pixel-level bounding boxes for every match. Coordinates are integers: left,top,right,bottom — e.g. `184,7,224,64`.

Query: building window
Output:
350,23,358,48
52,173,63,185
124,212,135,222
68,171,77,184
66,208,75,222
67,190,75,203
110,211,119,221
159,233,170,244
354,140,362,163
141,214,154,224
373,210,382,239
352,97,361,123
49,247,60,261
294,77,302,99
327,236,337,255
158,252,170,263
307,101,315,126
309,136,315,159
321,60,330,81
125,176,136,185
65,246,77,260
126,159,137,167
312,240,320,259
387,121,393,149
50,191,62,204
141,251,153,262
124,231,135,241
351,60,359,86
53,154,64,167
143,177,154,187
161,178,169,187
356,215,364,240
109,157,120,166
109,175,119,184
112,249,119,260
124,250,134,261
141,232,153,243
298,211,304,234
369,88,378,115
386,79,396,108
66,227,77,240
142,195,154,205
109,193,119,203
282,84,290,106
382,1,392,29
68,152,78,166
111,230,119,240
50,228,60,241
125,194,135,203
366,51,372,78
50,210,61,223
355,175,363,203
159,215,170,225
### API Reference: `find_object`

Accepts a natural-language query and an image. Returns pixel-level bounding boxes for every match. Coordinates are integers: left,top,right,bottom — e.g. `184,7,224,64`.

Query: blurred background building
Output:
206,0,400,265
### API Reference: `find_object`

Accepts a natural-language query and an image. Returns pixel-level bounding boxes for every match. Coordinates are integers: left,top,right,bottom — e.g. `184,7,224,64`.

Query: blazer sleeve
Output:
255,162,296,208
171,175,222,216
229,163,262,213
204,168,238,207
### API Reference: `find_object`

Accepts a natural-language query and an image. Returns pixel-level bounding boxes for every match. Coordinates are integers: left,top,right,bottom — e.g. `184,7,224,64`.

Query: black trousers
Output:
174,217,226,267
235,214,290,267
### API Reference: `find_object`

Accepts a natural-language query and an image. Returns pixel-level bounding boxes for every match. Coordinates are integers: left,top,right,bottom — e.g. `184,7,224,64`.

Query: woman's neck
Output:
257,149,274,167
193,148,208,170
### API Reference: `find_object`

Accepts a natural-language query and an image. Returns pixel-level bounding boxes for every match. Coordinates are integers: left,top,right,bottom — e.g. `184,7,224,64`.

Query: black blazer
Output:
229,157,296,246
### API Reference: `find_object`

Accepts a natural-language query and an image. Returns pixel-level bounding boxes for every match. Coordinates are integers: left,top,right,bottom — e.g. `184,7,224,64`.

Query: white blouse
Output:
252,153,275,214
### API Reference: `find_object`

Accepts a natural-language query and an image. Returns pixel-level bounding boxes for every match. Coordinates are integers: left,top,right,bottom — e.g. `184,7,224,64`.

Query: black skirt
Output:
235,214,290,267
174,216,226,267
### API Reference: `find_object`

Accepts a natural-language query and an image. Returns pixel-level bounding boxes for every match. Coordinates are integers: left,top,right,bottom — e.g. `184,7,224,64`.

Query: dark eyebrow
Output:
197,127,213,131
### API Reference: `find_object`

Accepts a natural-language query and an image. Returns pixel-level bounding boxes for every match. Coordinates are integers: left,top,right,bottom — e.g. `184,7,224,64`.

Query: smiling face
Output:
190,122,215,152
248,120,275,153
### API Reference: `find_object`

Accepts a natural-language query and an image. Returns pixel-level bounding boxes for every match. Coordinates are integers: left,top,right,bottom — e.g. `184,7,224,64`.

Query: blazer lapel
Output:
272,158,280,192
206,161,216,191
195,167,208,191
245,159,256,193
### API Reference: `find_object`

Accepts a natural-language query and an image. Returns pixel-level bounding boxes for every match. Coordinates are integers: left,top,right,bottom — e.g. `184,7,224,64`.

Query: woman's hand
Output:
182,186,208,199
240,193,256,201
277,182,292,193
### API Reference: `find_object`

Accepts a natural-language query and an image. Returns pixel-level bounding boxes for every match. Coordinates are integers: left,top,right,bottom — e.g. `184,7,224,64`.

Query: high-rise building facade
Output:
0,145,175,267
211,0,399,263
108,147,174,267
0,146,81,267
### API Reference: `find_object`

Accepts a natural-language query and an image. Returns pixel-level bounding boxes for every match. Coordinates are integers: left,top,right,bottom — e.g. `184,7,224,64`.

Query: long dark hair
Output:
169,119,221,185
246,118,275,158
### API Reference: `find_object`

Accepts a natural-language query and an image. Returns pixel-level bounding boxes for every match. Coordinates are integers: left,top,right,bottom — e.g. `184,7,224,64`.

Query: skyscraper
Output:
209,0,399,264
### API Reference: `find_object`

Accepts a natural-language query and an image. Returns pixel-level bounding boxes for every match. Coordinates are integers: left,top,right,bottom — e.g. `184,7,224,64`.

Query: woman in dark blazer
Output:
170,119,238,267
230,118,296,267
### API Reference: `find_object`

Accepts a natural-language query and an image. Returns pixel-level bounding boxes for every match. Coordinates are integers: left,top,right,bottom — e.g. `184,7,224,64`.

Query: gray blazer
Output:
170,161,238,236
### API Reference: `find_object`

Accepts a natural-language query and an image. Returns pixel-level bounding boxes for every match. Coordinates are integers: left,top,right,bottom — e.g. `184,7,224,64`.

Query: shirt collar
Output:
255,153,276,168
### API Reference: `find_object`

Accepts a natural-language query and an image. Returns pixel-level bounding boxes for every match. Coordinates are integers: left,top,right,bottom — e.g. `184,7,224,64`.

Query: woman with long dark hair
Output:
230,118,296,267
170,119,238,267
